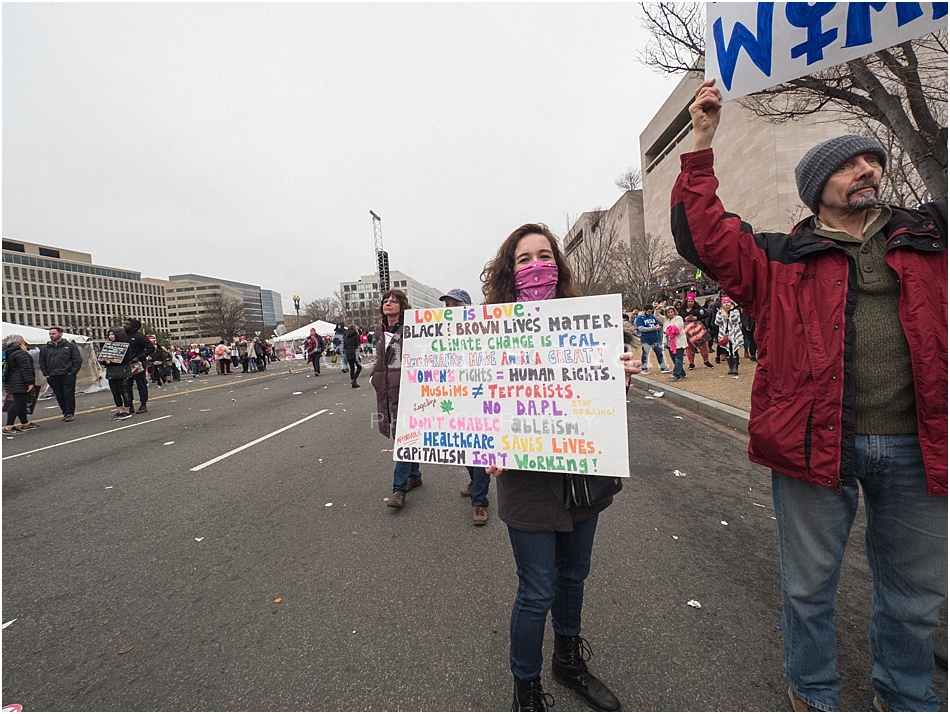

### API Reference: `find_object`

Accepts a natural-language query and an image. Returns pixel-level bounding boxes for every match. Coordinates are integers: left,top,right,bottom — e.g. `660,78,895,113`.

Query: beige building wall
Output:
163,278,246,343
2,237,167,340
639,72,844,247
564,189,645,273
339,270,444,329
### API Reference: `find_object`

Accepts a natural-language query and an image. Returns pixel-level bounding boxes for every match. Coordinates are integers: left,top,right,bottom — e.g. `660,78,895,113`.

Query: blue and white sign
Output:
706,2,948,101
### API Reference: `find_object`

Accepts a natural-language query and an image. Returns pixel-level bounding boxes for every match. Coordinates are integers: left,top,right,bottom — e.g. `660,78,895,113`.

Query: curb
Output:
628,374,750,433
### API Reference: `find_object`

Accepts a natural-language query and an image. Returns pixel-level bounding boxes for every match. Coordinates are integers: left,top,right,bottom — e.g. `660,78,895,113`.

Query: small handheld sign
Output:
98,341,129,363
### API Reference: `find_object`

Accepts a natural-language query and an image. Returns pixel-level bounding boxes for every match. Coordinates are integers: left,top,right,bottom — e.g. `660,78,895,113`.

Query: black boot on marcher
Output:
512,675,553,712
551,633,621,712
728,355,739,375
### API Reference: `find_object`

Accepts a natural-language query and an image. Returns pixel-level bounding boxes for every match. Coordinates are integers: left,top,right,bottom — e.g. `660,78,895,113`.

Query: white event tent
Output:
270,319,337,359
2,321,106,393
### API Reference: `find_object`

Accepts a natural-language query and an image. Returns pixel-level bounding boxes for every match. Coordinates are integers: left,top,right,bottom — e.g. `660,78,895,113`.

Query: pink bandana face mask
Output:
515,261,559,302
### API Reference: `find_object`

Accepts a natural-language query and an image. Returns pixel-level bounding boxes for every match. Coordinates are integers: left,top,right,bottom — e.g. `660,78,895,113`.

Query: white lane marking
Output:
190,410,328,472
1,416,174,461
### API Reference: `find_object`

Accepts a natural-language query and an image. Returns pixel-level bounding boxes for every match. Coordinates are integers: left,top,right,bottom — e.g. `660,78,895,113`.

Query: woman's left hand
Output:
620,352,642,387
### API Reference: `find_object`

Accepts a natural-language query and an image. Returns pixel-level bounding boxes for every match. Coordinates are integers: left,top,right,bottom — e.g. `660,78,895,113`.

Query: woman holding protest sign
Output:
481,223,639,712
371,288,422,509
99,327,135,420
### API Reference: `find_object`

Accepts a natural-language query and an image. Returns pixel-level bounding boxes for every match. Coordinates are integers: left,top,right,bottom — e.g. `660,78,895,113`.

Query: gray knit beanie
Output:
795,135,887,214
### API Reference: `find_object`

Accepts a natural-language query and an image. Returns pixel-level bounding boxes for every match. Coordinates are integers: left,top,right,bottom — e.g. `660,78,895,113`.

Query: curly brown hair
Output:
480,223,581,304
378,289,411,324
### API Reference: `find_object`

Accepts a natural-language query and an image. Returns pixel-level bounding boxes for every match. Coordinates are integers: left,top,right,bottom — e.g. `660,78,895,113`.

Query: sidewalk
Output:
630,350,756,432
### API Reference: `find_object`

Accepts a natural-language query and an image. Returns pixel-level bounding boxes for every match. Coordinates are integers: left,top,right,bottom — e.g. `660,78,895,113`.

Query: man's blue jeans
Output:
772,434,947,712
392,460,421,494
506,514,599,680
466,466,490,507
46,374,77,417
640,341,668,372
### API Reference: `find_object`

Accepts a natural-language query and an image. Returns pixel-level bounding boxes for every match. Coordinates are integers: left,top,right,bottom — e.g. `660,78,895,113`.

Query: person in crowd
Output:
679,293,714,370
3,334,39,434
38,326,82,422
343,324,362,388
124,318,154,414
303,328,324,375
254,338,266,372
245,338,257,372
99,327,134,420
673,78,947,713
333,322,348,373
740,307,757,363
441,287,492,526
170,347,185,381
214,341,230,375
658,305,687,381
481,223,638,712
150,342,172,387
230,343,240,370
189,345,202,377
635,305,669,375
714,296,743,376
238,337,249,373
371,290,421,509
359,328,371,357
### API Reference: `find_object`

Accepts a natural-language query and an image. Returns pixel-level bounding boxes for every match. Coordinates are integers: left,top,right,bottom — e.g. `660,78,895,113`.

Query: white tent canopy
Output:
273,320,337,343
2,321,91,345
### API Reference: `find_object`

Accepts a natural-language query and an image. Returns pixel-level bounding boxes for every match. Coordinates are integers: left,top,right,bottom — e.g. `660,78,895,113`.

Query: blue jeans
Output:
392,460,421,494
466,466,490,507
772,434,947,712
46,373,77,416
668,348,685,378
640,341,668,372
506,514,599,680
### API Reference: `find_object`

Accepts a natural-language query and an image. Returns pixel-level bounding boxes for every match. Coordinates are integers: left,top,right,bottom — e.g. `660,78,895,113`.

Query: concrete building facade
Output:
339,270,444,329
260,289,283,328
639,71,844,248
1,238,168,340
563,189,645,280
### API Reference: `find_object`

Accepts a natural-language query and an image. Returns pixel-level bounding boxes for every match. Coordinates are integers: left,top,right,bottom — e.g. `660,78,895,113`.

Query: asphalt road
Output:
2,360,946,712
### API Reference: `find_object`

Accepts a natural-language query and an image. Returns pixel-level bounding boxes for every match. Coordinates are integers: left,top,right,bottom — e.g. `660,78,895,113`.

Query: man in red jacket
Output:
672,79,947,713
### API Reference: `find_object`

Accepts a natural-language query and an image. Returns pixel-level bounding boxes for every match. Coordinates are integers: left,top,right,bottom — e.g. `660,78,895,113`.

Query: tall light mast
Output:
370,210,390,292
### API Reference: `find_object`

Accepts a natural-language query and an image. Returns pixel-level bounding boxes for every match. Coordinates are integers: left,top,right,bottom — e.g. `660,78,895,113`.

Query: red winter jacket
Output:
671,149,947,496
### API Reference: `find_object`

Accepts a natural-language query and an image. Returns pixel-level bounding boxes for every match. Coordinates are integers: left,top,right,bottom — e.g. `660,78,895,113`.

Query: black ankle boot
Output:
551,633,621,712
727,355,739,375
512,675,553,712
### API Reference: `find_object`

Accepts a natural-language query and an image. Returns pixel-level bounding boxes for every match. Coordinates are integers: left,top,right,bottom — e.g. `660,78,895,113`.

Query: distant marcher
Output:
334,322,348,373
214,342,230,375
3,334,39,433
344,324,362,388
247,339,259,372
635,305,670,375
303,328,324,375
171,347,185,381
441,287,492,526
254,338,266,372
679,293,714,370
715,297,744,376
38,326,82,422
124,318,155,413
150,343,172,387
371,290,421,508
658,306,687,381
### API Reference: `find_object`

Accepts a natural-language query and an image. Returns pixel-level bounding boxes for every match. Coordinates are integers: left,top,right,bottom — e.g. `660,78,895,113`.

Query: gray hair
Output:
2,334,25,350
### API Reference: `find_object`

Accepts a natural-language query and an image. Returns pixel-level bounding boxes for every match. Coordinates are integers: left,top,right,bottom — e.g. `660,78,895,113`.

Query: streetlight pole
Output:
293,295,301,330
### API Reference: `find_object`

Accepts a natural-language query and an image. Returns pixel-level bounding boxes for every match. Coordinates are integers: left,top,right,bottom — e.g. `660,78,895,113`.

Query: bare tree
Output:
639,4,948,199
303,296,343,324
614,167,643,191
614,232,678,309
563,209,625,296
189,295,247,343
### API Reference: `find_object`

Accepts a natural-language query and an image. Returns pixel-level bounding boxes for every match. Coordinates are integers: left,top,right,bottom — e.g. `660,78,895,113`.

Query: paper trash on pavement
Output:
1,619,17,629
673,469,686,477
687,600,702,609
721,521,729,525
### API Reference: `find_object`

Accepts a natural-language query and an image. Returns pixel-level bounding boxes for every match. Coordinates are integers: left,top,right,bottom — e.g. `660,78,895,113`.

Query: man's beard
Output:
847,179,880,210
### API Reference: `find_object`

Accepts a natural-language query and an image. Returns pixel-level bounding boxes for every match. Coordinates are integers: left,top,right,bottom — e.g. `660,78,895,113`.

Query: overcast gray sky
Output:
3,3,680,314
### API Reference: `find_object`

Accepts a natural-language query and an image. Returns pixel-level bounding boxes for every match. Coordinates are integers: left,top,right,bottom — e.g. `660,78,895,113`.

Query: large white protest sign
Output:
392,294,630,478
707,2,948,101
